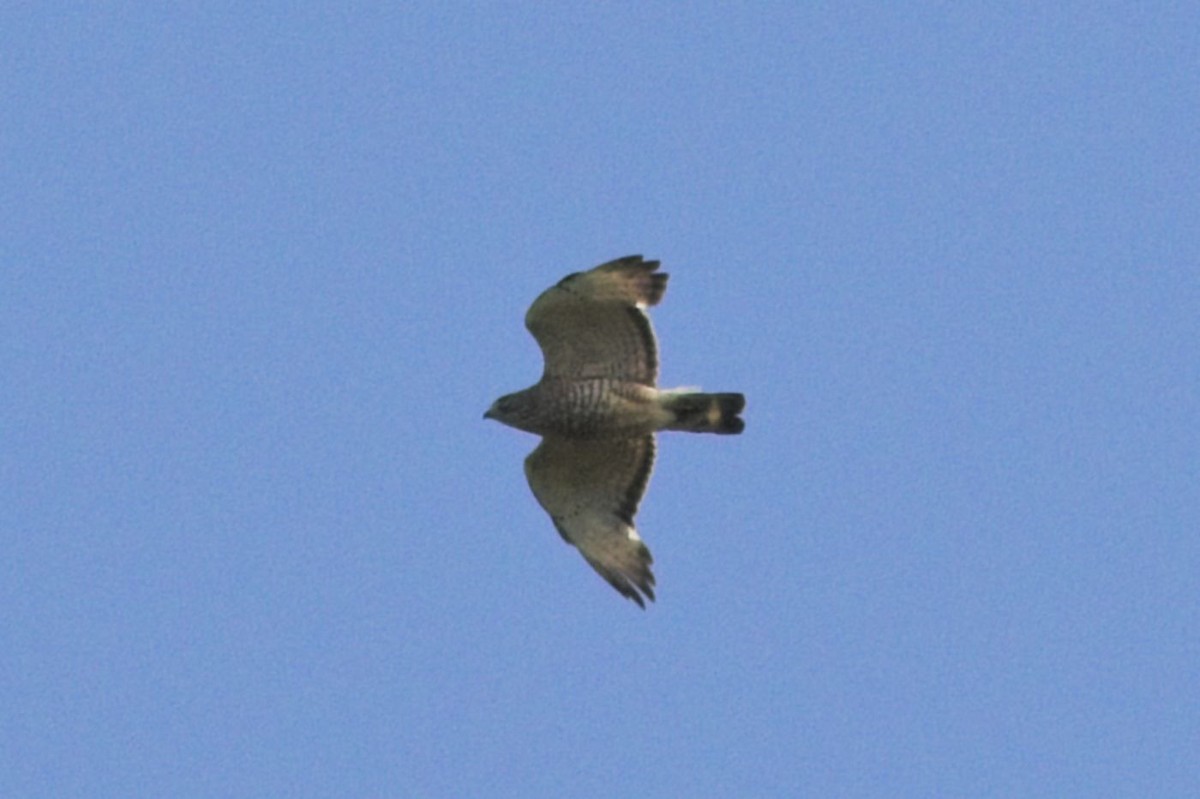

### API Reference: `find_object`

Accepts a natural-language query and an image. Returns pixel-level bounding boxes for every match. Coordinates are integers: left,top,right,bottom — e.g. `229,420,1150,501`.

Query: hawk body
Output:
492,378,667,438
485,256,744,607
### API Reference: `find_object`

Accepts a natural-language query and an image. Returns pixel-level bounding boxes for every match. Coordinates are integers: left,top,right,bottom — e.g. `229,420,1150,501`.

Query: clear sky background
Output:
3,4,1198,797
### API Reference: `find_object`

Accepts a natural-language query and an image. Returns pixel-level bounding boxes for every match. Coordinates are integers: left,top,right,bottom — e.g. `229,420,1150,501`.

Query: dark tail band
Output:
665,392,745,434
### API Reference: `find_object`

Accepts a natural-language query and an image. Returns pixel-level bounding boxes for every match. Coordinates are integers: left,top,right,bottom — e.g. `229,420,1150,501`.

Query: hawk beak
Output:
483,408,494,420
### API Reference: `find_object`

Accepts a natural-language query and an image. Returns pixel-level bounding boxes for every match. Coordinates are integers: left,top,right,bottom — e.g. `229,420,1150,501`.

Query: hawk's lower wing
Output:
524,435,656,607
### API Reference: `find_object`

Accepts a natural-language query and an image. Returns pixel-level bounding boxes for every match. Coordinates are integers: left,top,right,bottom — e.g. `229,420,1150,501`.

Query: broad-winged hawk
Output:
485,255,745,607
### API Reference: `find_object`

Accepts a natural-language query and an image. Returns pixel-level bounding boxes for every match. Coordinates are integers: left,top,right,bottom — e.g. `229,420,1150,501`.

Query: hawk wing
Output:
524,435,657,607
525,255,667,385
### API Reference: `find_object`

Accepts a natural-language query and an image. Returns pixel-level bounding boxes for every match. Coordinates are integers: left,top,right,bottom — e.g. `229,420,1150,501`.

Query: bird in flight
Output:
485,255,744,607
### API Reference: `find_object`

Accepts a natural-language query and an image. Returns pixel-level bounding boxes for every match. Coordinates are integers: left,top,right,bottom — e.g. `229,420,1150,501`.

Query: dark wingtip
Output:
593,255,667,306
602,254,656,267
628,580,656,609
596,543,657,609
607,574,655,609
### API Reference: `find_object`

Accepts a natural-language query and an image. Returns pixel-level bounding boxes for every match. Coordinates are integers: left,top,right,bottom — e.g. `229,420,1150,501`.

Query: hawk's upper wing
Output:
525,255,667,385
524,435,656,607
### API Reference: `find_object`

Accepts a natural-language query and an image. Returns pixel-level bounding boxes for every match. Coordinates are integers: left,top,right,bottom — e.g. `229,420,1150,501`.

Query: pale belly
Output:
531,378,667,438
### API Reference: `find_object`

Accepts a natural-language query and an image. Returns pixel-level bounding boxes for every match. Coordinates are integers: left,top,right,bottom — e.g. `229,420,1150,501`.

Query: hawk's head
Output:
483,391,538,433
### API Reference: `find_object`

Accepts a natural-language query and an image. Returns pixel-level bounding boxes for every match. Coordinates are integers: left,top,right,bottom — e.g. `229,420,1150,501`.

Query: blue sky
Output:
3,4,1197,797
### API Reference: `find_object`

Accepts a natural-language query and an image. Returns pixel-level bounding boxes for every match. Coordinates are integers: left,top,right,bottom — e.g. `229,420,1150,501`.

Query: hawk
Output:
484,255,745,607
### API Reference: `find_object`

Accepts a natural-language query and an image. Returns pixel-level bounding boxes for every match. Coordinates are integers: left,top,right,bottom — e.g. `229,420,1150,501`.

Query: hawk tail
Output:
663,392,745,435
